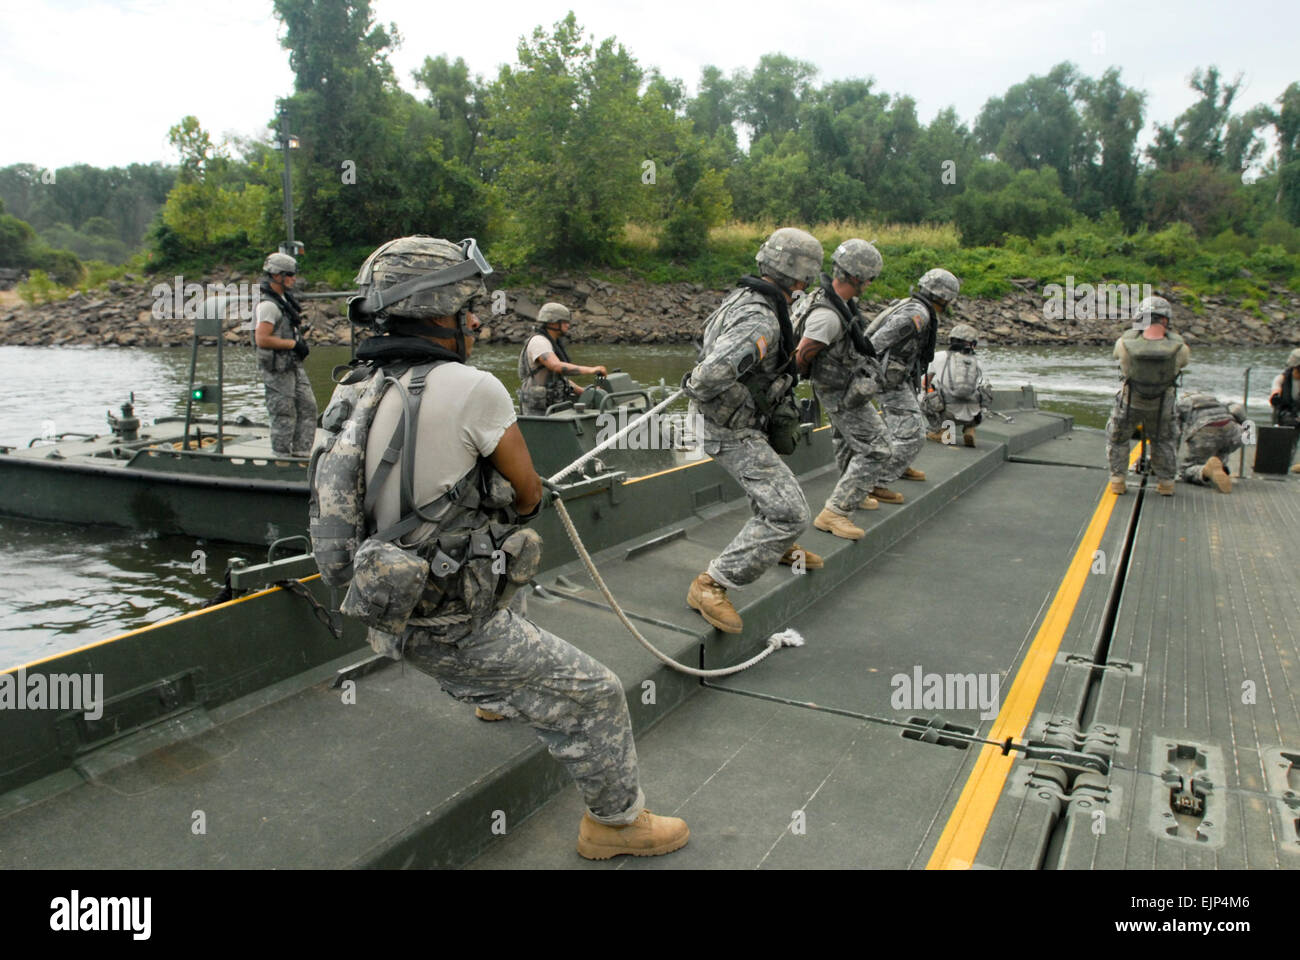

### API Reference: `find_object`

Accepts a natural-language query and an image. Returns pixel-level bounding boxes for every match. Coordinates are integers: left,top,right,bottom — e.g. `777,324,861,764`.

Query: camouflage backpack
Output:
308,361,541,651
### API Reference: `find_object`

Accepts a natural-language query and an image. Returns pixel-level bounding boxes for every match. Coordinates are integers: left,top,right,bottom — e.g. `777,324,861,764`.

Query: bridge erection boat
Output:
0,386,1297,871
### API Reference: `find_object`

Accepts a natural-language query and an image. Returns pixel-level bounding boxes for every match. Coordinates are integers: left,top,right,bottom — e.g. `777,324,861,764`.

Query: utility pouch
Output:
766,395,801,455
700,381,755,430
520,383,549,411
922,390,944,416
340,539,429,635
843,368,878,410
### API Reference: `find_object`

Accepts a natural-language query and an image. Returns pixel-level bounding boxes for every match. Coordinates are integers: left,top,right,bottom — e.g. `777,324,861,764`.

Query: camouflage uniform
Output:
402,603,644,822
256,298,317,456
313,348,646,826
1176,395,1244,485
1105,332,1189,481
867,298,935,483
686,286,809,588
794,287,891,515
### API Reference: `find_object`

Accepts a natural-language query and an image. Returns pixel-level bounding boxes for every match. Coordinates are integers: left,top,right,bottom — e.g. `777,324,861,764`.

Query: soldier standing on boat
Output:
517,303,608,415
1175,394,1245,493
1105,295,1189,496
862,268,959,503
1268,347,1300,473
254,252,317,457
681,228,825,634
792,238,891,541
311,235,688,860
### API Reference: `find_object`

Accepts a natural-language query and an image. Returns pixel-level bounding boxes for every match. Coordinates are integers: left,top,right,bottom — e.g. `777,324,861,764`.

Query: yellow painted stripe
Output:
926,444,1139,869
3,573,322,676
621,422,831,486
621,458,713,486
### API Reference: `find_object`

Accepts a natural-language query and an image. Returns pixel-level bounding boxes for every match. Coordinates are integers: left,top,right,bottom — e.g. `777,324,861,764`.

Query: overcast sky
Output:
2,0,1295,170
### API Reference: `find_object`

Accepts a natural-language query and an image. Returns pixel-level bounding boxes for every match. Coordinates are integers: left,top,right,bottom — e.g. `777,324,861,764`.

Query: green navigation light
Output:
191,385,221,403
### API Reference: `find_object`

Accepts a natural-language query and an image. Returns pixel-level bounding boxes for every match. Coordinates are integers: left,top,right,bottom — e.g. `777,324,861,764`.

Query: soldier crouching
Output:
1177,394,1245,493
311,235,687,860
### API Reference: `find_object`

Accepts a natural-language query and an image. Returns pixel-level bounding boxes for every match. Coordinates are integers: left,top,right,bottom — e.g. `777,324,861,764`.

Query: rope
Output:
549,492,795,678
546,388,684,485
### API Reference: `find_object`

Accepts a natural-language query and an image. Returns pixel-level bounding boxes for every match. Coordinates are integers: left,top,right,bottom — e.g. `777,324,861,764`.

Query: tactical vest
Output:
1276,370,1300,415
935,350,981,404
310,343,541,654
253,283,302,374
1120,329,1184,403
517,332,576,413
866,296,935,390
793,282,873,399
702,277,790,426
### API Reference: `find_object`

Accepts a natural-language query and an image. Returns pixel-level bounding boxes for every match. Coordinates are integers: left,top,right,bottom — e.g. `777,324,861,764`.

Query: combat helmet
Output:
949,322,978,352
538,302,573,328
348,236,491,356
757,228,824,292
1227,401,1247,423
1287,348,1300,369
831,239,882,286
263,252,297,276
1135,295,1173,328
916,268,960,306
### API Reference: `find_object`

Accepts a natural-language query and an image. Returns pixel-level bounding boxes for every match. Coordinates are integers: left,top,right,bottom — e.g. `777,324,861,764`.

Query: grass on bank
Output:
14,217,1300,317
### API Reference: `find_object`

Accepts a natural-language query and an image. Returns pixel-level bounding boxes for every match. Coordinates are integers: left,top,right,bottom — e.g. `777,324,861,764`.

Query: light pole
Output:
278,106,302,258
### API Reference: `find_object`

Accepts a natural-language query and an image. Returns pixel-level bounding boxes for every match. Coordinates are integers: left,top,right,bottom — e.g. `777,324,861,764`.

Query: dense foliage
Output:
2,3,1298,299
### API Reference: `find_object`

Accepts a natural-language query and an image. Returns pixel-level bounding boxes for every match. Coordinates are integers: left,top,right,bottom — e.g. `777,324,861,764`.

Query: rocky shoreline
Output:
2,272,1298,348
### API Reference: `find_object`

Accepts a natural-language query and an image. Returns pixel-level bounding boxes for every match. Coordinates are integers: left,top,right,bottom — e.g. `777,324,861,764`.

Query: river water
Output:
0,340,1292,667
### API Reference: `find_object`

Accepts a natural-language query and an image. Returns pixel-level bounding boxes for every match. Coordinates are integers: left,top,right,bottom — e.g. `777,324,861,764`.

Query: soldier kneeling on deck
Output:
1105,295,1189,496
1268,347,1300,473
517,303,607,415
924,323,993,448
1176,394,1246,493
311,236,687,860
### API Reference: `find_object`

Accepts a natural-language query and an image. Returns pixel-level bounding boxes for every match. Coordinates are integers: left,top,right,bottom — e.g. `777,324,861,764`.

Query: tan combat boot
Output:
687,573,742,633
859,495,880,510
475,707,506,722
1292,462,1300,474
1108,476,1127,495
926,429,944,443
1203,456,1231,493
780,543,824,568
902,466,927,481
577,809,690,860
963,426,976,448
1156,479,1175,496
871,485,904,504
813,508,864,541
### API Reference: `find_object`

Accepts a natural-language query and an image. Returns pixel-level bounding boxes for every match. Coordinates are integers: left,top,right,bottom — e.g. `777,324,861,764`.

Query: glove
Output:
293,337,310,360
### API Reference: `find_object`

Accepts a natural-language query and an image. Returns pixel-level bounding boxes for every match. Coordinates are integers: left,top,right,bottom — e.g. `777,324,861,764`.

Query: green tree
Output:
975,63,1087,200
1147,67,1268,176
734,54,817,142
482,13,670,264
1075,68,1145,227
413,54,487,166
953,161,1072,246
